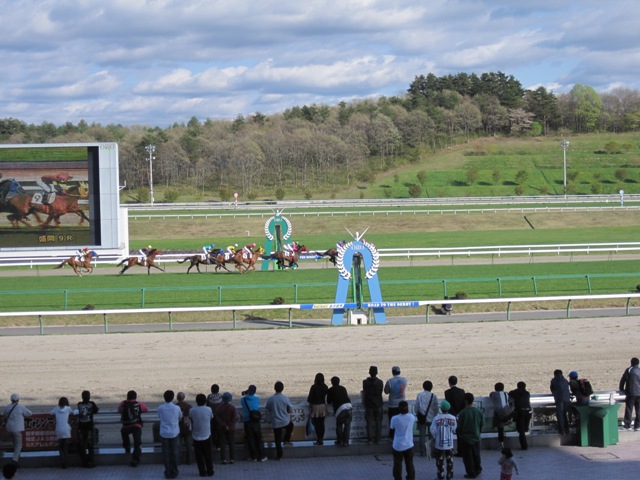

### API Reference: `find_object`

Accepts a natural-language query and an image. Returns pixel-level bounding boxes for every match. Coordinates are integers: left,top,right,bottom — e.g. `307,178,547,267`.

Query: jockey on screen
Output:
202,243,215,260
139,245,152,262
226,244,238,260
242,243,257,258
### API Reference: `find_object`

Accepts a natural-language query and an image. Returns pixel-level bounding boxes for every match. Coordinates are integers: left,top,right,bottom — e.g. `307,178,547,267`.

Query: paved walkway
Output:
9,439,640,479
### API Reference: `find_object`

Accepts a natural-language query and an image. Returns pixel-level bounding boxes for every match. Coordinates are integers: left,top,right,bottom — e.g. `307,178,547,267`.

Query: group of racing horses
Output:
54,246,340,276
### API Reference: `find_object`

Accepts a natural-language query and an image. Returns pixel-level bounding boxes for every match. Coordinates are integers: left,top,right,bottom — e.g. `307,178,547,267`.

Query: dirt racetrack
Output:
0,315,636,411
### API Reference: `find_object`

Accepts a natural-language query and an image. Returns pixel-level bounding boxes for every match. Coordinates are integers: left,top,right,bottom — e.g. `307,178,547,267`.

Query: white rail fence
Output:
1,242,639,268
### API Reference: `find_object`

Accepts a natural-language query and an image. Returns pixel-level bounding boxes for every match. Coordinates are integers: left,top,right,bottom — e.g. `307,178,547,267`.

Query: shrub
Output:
455,291,468,299
135,187,150,203
383,188,393,198
539,186,549,195
304,191,313,200
636,285,640,292
359,191,365,199
275,188,285,200
615,169,628,182
408,184,422,198
163,188,179,203
219,187,232,202
247,191,258,200
271,296,285,305
416,170,428,185
514,185,524,196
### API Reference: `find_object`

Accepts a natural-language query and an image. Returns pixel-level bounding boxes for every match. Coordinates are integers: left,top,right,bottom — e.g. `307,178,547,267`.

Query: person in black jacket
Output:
362,366,384,444
444,376,466,417
619,357,640,431
307,373,328,445
327,376,353,446
508,382,532,450
550,370,571,435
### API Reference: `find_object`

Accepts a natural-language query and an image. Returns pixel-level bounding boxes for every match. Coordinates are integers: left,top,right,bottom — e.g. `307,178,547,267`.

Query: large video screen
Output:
0,143,120,251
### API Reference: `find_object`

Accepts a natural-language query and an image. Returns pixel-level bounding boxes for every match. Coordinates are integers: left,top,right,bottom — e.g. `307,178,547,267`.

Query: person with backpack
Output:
118,390,149,467
569,371,591,406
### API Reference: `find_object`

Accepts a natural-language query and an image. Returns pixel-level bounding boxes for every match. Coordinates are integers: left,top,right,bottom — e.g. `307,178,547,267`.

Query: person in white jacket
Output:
430,399,457,480
2,393,32,464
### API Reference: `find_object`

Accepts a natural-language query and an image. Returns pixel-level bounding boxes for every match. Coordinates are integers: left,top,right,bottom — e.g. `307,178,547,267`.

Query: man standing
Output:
384,366,407,440
362,365,384,444
327,376,353,447
390,400,416,480
444,376,466,417
2,393,32,465
158,390,182,479
241,385,266,462
619,357,640,431
265,381,294,460
508,381,532,450
456,393,484,479
76,390,99,468
550,369,571,435
415,380,439,457
431,399,457,480
189,393,214,477
215,392,237,465
118,390,149,467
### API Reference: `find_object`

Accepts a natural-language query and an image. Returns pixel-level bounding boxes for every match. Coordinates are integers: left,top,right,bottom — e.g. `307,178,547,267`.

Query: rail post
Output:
232,310,237,329
426,305,430,323
566,299,572,318
141,288,145,308
585,275,592,293
104,313,109,333
169,311,173,331
39,315,44,335
288,308,292,328
64,290,68,310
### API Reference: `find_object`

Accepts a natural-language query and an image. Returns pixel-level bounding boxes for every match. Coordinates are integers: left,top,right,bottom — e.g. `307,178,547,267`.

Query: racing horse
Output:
211,249,242,273
177,251,216,274
53,250,98,277
1,182,89,228
261,244,308,269
117,248,165,275
234,247,265,273
316,247,338,266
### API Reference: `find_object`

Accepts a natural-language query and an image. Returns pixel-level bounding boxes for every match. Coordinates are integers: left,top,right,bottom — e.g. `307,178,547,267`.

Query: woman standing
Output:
307,373,329,445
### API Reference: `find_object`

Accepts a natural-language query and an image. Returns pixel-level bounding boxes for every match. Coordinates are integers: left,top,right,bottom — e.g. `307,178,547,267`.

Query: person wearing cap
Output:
415,380,439,457
188,393,214,477
139,245,153,263
265,381,294,459
362,365,384,444
431,399,457,480
390,400,416,480
240,385,266,461
215,392,237,464
3,393,32,464
568,371,589,406
384,366,408,440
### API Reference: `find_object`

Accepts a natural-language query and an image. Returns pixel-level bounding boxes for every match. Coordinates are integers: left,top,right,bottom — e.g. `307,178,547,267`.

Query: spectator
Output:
189,393,214,477
362,365,384,444
50,396,73,469
265,381,294,459
118,390,149,467
456,393,484,479
2,393,32,465
390,400,416,480
550,370,571,435
490,382,510,449
619,357,640,431
158,390,182,479
327,376,353,447
415,380,439,457
307,373,329,446
76,390,99,468
176,392,193,465
445,376,466,417
206,384,222,450
384,366,408,440
215,392,237,465
568,371,590,406
2,462,18,480
498,447,519,480
240,385,266,462
430,399,457,480
509,381,532,450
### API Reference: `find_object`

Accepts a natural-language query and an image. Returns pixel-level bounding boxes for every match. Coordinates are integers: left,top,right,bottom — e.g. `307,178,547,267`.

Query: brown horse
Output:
316,248,338,266
1,183,89,228
177,252,216,274
117,248,165,275
211,250,242,273
262,244,308,269
53,250,98,277
234,247,265,272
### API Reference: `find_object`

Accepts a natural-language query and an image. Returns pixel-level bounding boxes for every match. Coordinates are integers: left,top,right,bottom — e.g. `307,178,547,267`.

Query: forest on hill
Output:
1,71,639,201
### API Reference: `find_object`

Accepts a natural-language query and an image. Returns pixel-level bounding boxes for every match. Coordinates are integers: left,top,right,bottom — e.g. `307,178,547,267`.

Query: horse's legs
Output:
149,263,165,273
119,264,129,275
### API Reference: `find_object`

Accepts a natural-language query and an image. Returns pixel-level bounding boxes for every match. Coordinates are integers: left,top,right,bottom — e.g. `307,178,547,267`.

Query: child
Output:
50,397,73,469
498,447,519,479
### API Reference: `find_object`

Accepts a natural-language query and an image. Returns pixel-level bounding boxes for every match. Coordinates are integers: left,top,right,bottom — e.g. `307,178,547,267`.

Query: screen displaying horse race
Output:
0,143,120,251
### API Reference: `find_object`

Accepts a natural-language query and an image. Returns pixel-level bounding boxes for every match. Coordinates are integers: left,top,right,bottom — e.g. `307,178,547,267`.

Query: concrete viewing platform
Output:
5,430,640,479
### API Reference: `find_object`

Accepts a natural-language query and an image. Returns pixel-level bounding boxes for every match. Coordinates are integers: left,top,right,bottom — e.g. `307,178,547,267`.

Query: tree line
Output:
1,71,639,200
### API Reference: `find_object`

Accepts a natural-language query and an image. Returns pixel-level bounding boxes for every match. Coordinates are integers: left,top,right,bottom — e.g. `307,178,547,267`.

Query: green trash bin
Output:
574,405,590,446
587,403,620,447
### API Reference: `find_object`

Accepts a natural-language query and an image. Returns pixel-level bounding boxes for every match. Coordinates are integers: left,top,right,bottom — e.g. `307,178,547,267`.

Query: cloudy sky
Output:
2,0,639,128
